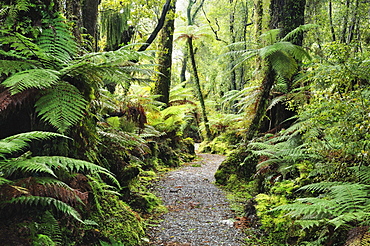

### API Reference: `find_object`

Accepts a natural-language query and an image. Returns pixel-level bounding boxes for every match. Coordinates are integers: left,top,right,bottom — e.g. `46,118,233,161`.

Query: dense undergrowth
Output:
213,41,370,245
0,2,197,245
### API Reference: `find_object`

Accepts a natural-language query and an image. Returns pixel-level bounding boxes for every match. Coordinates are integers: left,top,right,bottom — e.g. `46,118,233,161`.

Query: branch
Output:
201,6,227,44
138,0,172,51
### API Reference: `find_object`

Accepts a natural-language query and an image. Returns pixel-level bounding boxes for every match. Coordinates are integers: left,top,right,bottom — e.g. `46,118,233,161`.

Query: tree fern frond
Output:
267,95,287,111
267,49,297,79
39,156,120,188
0,60,37,76
1,158,57,178
2,68,60,94
281,24,319,43
6,196,83,222
0,131,67,156
37,13,77,64
35,82,87,133
298,182,345,193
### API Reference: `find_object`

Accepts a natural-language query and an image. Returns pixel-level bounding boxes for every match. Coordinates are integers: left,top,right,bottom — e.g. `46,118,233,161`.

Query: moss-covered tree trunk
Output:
153,0,176,106
187,37,212,141
82,0,100,51
246,65,275,140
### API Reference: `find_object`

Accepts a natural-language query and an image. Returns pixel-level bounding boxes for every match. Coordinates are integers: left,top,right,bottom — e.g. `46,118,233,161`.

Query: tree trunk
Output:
246,65,275,140
187,37,212,141
329,0,336,42
340,0,350,43
82,0,100,51
269,0,306,45
247,0,306,139
153,0,176,106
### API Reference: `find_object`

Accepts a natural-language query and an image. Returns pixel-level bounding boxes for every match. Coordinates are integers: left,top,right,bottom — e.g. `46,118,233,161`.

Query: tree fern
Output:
36,13,78,65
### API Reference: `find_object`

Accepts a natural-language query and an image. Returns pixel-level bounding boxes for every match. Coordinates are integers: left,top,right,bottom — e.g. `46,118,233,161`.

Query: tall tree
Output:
153,0,177,106
176,26,213,140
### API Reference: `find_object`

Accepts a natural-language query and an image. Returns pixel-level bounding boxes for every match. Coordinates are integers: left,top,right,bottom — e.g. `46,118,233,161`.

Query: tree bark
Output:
269,0,306,45
187,37,212,140
246,65,275,140
82,0,100,51
153,0,176,106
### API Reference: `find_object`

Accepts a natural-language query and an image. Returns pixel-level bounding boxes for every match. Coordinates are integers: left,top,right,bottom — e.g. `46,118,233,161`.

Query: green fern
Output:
275,182,370,230
35,82,88,133
38,210,62,245
0,131,67,157
36,13,77,65
2,69,60,94
6,196,83,222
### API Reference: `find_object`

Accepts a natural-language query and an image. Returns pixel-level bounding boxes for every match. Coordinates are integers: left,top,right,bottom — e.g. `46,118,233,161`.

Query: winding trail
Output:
148,153,245,246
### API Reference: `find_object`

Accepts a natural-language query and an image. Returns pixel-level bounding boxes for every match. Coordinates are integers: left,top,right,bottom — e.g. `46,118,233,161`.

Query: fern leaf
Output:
2,69,60,94
298,182,346,193
1,158,57,178
0,131,67,156
34,156,120,188
35,82,87,133
6,196,83,222
0,60,37,76
37,14,77,64
0,177,12,186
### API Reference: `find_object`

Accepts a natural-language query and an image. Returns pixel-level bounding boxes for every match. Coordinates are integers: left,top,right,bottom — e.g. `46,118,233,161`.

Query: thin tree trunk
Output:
180,56,188,83
138,0,172,51
340,0,350,43
346,0,360,43
329,0,336,42
187,37,212,140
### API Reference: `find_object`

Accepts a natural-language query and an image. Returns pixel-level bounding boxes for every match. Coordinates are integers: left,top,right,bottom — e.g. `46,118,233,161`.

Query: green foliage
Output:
275,180,370,230
90,194,145,246
8,196,83,222
35,82,88,133
0,131,118,224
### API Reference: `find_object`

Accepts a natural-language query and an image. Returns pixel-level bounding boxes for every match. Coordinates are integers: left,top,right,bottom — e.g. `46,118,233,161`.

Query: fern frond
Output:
1,158,57,178
37,13,77,64
35,82,87,133
40,156,120,188
0,60,37,76
0,131,67,156
281,24,319,43
6,196,83,222
298,182,345,193
0,177,11,186
2,69,60,94
39,211,62,245
267,95,287,111
17,177,85,206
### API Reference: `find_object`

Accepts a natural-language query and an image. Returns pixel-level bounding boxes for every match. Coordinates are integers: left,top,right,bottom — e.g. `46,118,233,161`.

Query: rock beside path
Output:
148,154,245,246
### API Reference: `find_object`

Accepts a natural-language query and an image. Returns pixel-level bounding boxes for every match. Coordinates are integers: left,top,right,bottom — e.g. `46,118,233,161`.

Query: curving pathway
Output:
148,154,245,246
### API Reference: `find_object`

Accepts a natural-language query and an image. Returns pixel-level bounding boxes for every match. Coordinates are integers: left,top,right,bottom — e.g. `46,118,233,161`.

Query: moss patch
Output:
89,195,145,246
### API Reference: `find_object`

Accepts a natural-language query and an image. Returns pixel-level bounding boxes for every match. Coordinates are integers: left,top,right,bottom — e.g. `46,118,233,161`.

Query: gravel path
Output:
148,153,245,246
